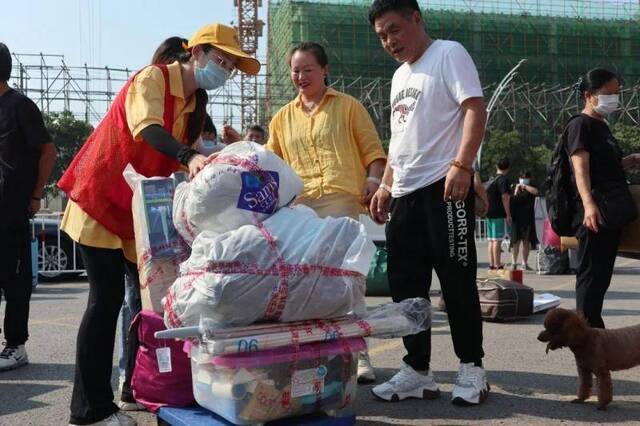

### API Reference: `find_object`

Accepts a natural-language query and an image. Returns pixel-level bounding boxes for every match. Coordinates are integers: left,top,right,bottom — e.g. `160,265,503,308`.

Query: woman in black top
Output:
510,171,538,270
566,68,640,328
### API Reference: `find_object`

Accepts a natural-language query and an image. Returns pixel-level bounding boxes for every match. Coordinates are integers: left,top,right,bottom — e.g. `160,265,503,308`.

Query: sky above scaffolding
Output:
1,0,268,70
2,0,270,128
3,0,636,129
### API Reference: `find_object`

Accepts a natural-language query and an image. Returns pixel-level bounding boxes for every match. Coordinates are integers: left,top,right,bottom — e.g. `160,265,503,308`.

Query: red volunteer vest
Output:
58,65,183,240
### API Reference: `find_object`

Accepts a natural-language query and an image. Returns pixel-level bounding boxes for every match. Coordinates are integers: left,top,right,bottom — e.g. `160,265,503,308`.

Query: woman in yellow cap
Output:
59,23,259,426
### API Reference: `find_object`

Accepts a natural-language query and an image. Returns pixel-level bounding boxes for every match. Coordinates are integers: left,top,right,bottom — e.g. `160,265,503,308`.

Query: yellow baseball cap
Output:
188,23,260,76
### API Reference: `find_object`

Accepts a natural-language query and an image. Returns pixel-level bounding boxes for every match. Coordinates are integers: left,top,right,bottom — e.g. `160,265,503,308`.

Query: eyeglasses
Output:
212,51,238,79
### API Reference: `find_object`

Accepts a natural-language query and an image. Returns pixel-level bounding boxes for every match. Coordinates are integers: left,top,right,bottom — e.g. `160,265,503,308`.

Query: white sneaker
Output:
69,411,137,426
117,400,146,411
117,377,145,411
0,344,28,371
357,351,376,383
451,362,490,406
371,362,440,402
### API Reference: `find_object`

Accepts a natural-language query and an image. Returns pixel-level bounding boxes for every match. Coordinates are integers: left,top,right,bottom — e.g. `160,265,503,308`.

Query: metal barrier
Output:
30,212,84,277
28,212,490,278
475,218,488,242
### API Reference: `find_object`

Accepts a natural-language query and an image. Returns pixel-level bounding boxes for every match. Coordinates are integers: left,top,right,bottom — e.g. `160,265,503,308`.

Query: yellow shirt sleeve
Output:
266,113,284,158
125,66,166,140
349,99,386,168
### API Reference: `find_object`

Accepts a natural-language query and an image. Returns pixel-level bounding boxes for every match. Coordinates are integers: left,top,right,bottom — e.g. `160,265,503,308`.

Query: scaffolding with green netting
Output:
266,0,640,143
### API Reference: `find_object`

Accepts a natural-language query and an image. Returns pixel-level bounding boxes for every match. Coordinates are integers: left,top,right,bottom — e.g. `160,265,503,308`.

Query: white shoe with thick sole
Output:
357,351,376,383
371,362,440,402
117,400,146,411
69,411,137,426
0,344,28,371
451,362,490,406
117,376,145,411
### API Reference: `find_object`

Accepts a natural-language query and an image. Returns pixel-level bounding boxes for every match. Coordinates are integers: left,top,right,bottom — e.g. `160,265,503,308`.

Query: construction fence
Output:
267,0,640,142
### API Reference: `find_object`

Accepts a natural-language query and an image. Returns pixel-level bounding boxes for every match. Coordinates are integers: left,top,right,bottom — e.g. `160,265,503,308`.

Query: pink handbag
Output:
542,218,561,248
131,310,194,412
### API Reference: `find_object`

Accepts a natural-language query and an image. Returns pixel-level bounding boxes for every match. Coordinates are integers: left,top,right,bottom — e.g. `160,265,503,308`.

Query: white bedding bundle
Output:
164,205,374,328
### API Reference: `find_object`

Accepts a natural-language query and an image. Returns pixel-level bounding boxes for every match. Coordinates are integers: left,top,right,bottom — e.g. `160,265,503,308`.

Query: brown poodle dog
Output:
537,307,640,410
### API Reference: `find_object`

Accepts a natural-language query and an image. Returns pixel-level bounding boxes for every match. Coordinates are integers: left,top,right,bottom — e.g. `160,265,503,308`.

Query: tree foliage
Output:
479,128,552,187
43,111,93,197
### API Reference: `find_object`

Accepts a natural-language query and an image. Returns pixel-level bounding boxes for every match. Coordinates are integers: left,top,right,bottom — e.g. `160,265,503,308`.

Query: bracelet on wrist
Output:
449,160,474,176
366,176,382,185
179,148,200,166
379,183,392,193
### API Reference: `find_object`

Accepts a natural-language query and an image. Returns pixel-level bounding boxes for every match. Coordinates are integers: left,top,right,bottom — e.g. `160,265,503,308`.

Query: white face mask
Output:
195,59,230,91
593,94,619,116
519,178,530,185
195,136,222,156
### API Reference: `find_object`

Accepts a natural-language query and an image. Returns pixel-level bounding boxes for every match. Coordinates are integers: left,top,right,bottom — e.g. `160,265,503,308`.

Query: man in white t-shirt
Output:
368,0,489,406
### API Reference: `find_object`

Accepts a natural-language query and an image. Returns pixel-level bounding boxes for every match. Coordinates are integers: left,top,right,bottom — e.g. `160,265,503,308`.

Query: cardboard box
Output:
560,185,640,254
130,171,188,314
619,185,640,253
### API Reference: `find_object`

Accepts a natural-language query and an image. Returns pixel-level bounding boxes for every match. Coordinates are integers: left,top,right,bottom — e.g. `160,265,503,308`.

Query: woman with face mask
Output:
116,36,232,413
195,113,226,155
566,68,640,329
509,171,538,270
58,23,259,426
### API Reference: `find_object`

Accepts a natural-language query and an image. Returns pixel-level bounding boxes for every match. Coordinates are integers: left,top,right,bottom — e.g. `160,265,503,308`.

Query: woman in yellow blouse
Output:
267,42,386,382
59,24,259,426
223,42,386,219
268,42,386,219
223,41,385,383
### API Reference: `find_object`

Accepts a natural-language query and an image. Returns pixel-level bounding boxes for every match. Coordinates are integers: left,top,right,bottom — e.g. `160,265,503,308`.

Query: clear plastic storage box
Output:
187,337,365,425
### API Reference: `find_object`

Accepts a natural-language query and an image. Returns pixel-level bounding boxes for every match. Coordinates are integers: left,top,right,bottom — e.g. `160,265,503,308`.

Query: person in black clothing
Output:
510,170,539,270
567,68,640,328
485,158,511,269
0,42,57,371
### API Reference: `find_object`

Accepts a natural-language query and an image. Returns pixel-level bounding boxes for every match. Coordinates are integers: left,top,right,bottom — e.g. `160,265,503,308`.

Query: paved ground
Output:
2,243,640,425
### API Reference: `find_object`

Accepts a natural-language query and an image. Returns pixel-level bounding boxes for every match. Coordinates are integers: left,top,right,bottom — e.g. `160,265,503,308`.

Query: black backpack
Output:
544,116,580,236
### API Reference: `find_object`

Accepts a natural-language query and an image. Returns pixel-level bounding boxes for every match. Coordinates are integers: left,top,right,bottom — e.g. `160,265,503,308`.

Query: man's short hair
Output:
497,158,511,171
247,124,265,137
368,0,421,26
0,43,11,82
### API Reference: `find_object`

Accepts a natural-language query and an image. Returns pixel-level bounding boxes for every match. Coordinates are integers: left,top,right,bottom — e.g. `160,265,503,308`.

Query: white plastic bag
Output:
163,205,374,328
362,297,432,339
173,142,304,244
199,297,431,354
155,297,431,355
501,235,511,253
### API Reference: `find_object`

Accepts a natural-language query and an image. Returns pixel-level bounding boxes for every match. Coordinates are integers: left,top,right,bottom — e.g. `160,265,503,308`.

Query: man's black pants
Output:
386,178,484,371
0,220,33,347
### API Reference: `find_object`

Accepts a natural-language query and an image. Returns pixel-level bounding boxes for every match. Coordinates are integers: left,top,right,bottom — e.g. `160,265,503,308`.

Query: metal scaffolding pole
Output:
235,0,264,129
